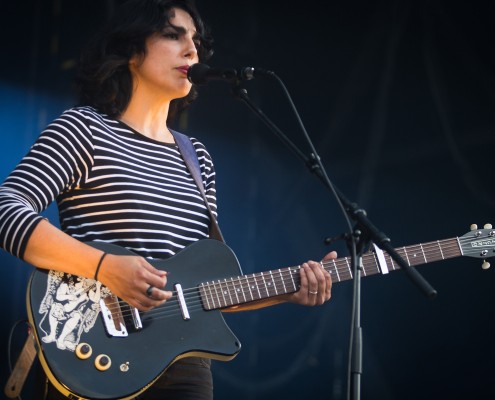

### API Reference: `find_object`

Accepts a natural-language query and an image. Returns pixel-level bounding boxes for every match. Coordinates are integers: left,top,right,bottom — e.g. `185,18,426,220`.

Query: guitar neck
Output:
199,237,462,310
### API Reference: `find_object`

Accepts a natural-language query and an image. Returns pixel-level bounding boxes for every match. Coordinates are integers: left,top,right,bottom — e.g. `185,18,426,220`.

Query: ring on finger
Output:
146,285,154,298
309,290,318,295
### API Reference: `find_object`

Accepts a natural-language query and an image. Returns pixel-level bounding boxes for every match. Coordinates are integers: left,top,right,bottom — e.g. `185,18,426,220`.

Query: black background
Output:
1,1,494,399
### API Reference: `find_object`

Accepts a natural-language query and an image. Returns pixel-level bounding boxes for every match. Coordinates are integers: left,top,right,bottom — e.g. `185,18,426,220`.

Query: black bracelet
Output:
94,252,108,281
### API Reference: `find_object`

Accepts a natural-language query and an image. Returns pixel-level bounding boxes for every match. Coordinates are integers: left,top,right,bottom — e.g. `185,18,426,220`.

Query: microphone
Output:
187,63,273,85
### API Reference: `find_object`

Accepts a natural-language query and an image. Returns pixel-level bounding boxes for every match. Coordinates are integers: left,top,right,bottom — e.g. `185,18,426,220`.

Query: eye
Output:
162,31,179,40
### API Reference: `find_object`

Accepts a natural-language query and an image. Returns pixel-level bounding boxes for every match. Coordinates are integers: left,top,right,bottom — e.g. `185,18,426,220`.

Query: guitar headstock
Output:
459,224,495,269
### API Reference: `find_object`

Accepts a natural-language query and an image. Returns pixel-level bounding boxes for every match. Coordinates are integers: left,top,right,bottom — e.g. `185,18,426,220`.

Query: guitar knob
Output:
95,354,112,371
470,224,478,231
484,223,493,229
75,343,92,360
482,261,491,270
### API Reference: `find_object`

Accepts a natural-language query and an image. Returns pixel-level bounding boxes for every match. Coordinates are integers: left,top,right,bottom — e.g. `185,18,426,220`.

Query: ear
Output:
129,53,140,68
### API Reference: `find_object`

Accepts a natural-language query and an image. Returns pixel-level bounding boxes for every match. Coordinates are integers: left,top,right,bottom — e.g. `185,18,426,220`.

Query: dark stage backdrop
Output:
1,1,494,399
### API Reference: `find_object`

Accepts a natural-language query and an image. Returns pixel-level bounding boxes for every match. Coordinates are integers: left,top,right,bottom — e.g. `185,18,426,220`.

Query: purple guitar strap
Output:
171,129,225,243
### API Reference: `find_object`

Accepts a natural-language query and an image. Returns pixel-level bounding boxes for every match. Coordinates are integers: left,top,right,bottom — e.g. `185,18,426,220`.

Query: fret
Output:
244,275,254,302
389,254,396,270
360,259,367,276
209,283,216,309
345,258,353,279
420,243,427,263
401,247,411,266
359,253,383,278
214,281,224,308
437,240,445,259
207,281,218,309
216,280,226,307
199,283,211,310
223,278,234,306
406,244,425,267
288,267,299,292
260,272,270,297
237,277,247,304
230,277,240,305
214,282,222,308
332,259,340,282
370,252,380,274
253,273,262,300
278,269,287,294
406,245,418,266
269,270,278,295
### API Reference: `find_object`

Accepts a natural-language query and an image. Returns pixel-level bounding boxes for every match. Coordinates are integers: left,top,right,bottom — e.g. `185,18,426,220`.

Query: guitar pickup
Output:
175,284,190,320
130,306,143,329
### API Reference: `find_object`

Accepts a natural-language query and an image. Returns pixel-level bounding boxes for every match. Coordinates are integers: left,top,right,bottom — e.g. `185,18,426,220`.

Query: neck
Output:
120,93,174,143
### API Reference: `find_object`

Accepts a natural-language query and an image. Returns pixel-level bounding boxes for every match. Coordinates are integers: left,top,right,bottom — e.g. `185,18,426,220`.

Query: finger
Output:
142,260,168,277
143,284,173,301
126,296,151,312
322,251,338,261
326,268,332,299
299,263,309,291
135,290,170,310
320,252,335,301
308,260,329,305
141,263,168,289
303,263,319,292
302,264,320,305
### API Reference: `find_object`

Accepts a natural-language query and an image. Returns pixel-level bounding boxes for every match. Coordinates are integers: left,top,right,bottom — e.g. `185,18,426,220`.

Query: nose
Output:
183,36,198,61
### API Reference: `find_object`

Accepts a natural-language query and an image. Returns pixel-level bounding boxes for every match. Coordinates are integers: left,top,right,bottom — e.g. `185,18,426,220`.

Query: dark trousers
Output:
39,357,214,400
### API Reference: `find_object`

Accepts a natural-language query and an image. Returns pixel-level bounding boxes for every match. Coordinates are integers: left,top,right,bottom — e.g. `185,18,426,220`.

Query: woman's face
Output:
129,7,200,102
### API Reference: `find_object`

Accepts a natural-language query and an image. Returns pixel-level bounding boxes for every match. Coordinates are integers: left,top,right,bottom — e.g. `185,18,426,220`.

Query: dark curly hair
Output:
75,0,213,123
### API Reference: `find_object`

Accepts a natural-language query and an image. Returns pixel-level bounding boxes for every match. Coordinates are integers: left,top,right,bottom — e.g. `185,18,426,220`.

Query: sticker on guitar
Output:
38,271,112,351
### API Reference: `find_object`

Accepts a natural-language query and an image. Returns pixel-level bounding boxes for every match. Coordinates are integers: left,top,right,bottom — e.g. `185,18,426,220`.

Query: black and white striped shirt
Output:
0,106,217,260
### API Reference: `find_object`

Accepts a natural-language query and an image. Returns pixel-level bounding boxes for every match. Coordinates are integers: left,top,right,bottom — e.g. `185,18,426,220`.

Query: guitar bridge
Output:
100,296,128,337
100,296,143,337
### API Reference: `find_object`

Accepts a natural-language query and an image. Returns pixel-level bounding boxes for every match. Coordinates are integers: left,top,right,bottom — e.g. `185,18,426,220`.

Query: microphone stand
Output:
230,83,437,400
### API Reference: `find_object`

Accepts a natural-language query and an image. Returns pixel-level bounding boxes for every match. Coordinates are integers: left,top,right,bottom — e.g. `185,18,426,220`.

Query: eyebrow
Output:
164,23,198,38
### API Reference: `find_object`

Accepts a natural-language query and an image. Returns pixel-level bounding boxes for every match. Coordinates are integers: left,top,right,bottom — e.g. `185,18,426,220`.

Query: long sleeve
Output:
0,108,95,258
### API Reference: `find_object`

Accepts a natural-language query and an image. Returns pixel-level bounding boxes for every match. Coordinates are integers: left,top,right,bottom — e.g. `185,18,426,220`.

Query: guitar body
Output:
27,239,242,400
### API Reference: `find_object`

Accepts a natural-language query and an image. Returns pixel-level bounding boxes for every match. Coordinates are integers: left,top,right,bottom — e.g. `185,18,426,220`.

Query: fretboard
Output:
199,237,462,310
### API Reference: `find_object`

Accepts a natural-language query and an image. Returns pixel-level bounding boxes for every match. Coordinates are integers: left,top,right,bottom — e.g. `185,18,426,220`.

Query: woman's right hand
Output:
97,254,173,311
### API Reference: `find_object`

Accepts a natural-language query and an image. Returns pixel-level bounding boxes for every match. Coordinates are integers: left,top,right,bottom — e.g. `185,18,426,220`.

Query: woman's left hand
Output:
287,251,336,306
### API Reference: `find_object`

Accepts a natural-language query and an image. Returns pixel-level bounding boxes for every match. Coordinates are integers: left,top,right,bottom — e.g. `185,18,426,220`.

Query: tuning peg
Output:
470,224,478,231
482,260,491,270
484,223,493,229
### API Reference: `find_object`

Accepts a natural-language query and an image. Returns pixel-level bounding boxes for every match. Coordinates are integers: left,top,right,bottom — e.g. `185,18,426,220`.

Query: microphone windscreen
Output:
187,63,211,85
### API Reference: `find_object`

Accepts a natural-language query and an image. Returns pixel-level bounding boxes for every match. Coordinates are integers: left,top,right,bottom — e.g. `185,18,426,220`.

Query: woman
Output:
0,0,334,398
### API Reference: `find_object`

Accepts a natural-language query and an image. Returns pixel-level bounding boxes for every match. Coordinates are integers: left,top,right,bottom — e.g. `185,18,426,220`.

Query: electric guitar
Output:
26,225,495,400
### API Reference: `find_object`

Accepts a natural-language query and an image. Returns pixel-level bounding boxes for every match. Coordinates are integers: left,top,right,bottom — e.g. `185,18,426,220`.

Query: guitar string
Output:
111,243,464,321
103,239,465,318
99,238,471,321
110,240,459,322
